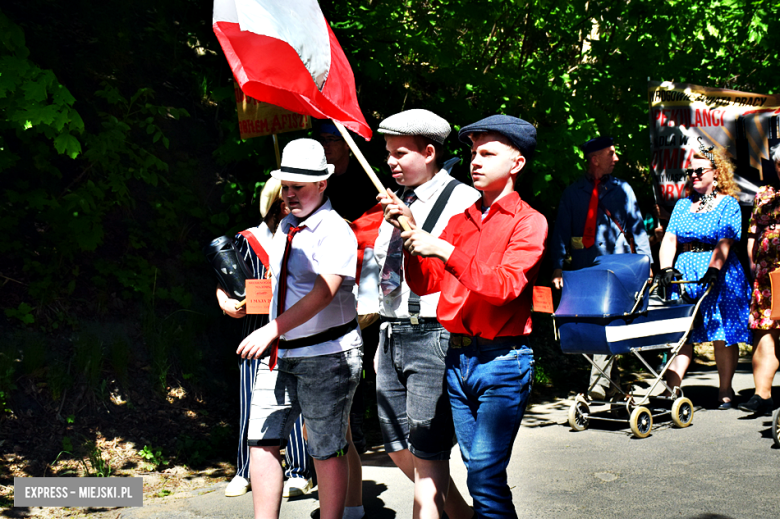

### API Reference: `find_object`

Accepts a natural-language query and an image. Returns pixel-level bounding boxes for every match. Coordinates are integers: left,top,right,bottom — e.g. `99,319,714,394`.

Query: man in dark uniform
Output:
551,136,651,400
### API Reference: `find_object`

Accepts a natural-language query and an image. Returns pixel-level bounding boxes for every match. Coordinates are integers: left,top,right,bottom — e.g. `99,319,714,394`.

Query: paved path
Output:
121,365,778,519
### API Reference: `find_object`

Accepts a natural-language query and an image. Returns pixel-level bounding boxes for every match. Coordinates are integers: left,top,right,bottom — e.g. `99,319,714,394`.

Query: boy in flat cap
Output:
374,108,479,519
550,136,651,400
385,115,547,518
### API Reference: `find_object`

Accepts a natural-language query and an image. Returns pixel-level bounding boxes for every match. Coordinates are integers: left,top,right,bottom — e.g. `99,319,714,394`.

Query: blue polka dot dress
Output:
667,195,752,345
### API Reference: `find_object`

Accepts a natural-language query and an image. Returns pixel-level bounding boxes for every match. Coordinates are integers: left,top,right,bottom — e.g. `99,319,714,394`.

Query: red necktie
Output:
582,178,600,249
269,224,305,370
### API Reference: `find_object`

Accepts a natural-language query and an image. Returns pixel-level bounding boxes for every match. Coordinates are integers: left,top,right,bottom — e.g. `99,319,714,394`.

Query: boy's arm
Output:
406,213,547,306
401,221,451,296
216,284,247,319
236,274,343,359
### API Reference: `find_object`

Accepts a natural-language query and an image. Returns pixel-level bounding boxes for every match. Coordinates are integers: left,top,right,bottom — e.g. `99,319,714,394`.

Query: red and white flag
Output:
213,0,372,140
349,203,384,314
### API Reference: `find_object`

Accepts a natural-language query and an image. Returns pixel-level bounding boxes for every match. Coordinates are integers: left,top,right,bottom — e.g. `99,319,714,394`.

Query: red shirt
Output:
404,192,547,339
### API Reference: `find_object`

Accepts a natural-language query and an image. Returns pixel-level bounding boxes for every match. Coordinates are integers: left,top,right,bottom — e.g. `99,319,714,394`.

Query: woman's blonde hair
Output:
685,147,739,200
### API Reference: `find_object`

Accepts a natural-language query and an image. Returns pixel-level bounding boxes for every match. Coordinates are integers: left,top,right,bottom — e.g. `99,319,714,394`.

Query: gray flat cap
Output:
378,109,451,144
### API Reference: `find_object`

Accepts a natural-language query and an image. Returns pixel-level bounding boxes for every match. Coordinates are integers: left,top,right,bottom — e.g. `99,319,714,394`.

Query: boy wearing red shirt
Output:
382,115,547,519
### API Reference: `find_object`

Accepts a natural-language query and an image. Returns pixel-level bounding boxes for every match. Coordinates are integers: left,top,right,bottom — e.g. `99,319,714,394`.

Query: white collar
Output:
281,198,333,234
409,169,452,203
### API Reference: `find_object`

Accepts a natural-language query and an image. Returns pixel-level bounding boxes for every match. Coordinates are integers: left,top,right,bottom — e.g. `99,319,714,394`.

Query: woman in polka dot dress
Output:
657,146,752,409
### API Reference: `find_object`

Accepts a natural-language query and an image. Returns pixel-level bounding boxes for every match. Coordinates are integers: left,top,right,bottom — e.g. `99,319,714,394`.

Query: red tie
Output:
269,224,305,370
582,178,600,249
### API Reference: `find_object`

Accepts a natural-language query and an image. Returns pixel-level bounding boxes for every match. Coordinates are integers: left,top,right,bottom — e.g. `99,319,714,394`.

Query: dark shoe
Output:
718,389,736,410
738,394,774,415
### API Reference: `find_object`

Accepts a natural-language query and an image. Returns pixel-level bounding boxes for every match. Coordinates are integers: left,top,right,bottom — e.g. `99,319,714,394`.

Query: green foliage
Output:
139,444,167,468
326,0,780,212
0,12,84,163
1,11,210,341
4,303,34,325
52,438,113,477
84,442,113,477
534,364,552,386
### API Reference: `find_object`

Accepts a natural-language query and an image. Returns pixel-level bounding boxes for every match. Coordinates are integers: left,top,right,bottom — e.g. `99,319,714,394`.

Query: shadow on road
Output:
309,480,395,519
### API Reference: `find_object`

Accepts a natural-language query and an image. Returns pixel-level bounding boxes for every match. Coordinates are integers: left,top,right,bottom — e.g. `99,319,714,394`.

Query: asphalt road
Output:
120,365,778,519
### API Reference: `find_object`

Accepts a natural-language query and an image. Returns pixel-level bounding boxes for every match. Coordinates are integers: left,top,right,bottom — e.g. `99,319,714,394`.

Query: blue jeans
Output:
446,340,534,519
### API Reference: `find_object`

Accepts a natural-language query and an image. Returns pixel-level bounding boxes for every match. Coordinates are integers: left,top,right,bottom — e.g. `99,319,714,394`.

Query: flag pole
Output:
331,120,411,231
273,134,282,168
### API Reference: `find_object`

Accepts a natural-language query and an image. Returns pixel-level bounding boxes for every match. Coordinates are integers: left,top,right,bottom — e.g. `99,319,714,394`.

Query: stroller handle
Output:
647,278,715,306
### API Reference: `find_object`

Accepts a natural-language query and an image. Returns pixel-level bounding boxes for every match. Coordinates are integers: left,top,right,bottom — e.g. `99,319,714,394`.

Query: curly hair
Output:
771,143,780,164
685,147,740,200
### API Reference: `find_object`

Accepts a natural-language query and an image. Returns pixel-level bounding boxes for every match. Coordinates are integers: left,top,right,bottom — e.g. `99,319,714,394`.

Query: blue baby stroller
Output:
552,254,713,438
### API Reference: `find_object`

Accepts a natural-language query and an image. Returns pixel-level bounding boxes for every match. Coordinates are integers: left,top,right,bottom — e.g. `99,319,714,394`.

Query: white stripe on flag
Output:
604,317,692,343
214,0,331,88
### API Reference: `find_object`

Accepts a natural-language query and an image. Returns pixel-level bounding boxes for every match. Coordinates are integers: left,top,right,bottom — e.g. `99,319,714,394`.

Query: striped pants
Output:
236,357,311,480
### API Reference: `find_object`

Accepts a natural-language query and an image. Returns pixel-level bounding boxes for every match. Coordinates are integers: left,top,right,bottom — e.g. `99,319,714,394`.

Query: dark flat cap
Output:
458,115,537,159
581,136,613,155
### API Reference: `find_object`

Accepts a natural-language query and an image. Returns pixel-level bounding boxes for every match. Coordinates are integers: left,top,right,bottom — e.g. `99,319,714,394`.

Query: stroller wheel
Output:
772,407,780,448
629,406,653,438
671,397,694,428
568,400,590,431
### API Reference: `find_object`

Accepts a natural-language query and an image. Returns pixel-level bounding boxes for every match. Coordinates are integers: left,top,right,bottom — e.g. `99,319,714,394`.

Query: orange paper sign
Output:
234,83,311,139
245,279,273,315
532,286,554,314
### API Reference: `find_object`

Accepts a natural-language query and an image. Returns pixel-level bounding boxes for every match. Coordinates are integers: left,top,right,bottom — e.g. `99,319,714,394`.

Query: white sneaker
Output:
225,475,250,497
283,477,313,498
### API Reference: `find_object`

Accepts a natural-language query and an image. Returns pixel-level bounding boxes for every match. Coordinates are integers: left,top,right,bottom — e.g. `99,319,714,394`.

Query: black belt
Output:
279,318,358,350
681,241,714,253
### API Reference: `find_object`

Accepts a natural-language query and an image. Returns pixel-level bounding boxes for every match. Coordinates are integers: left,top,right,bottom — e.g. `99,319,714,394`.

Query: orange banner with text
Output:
234,83,311,139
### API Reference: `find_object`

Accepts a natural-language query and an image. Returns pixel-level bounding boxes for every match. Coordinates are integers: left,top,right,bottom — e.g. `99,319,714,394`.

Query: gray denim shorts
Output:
248,348,362,460
376,320,455,460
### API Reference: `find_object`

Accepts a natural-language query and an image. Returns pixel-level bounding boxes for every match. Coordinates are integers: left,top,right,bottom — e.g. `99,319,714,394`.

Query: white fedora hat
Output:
271,138,335,182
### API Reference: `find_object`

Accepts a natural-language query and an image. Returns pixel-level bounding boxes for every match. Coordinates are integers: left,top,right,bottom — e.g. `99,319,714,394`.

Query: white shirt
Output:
269,199,362,358
374,170,480,318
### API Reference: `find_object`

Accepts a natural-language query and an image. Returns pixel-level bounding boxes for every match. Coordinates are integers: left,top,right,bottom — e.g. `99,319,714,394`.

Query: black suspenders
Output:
405,178,461,322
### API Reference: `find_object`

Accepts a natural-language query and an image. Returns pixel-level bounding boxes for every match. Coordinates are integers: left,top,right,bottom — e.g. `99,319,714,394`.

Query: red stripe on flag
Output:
349,203,384,284
213,19,371,140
